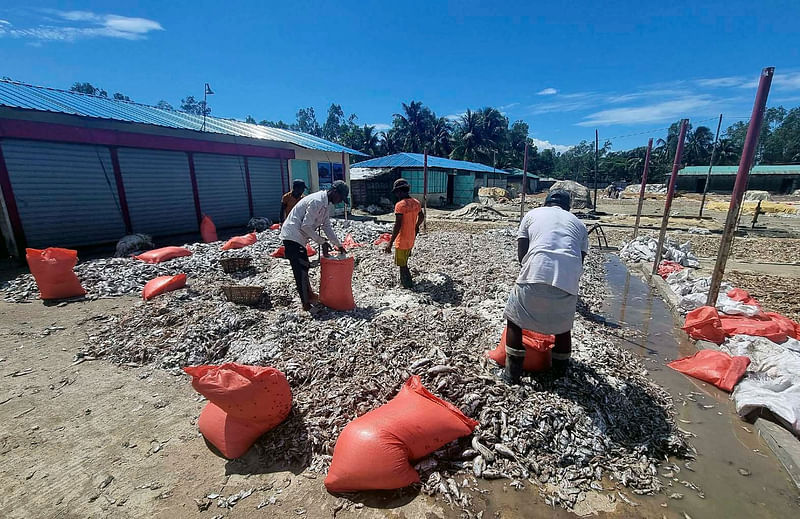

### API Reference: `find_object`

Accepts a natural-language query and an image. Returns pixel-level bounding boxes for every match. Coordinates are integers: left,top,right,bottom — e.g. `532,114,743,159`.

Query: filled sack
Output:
342,234,363,248
135,246,192,264
657,260,684,279
324,376,477,492
682,306,726,344
668,350,750,391
25,248,86,300
200,215,217,243
719,314,787,344
319,256,355,311
222,232,257,251
486,327,555,372
270,223,281,230
373,233,392,246
184,363,292,459
726,288,760,307
143,274,187,300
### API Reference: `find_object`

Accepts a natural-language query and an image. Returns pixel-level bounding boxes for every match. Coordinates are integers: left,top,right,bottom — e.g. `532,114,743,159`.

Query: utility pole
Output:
706,67,774,306
202,83,214,131
423,148,428,232
520,142,528,219
652,119,689,275
593,129,599,210
699,113,724,217
633,138,653,238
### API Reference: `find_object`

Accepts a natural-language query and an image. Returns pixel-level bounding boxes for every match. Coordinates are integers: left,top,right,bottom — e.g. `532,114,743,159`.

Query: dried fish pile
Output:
0,220,391,302
79,227,690,510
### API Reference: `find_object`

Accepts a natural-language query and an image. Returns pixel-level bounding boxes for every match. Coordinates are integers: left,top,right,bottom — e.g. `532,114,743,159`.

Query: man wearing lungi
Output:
503,189,589,383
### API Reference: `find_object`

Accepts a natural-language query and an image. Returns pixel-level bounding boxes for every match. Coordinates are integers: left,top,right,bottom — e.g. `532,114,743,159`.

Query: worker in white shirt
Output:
503,189,589,383
279,181,349,310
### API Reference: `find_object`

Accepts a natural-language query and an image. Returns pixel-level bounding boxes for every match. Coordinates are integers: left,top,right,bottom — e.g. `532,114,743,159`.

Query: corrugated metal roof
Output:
350,167,394,181
351,152,506,174
506,168,540,179
679,165,800,176
0,80,365,156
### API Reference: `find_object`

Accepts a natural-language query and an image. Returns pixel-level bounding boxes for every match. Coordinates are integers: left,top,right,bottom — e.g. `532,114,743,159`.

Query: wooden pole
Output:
706,67,774,306
699,113,724,217
632,138,653,238
423,149,428,232
593,129,599,210
520,142,528,219
652,119,689,275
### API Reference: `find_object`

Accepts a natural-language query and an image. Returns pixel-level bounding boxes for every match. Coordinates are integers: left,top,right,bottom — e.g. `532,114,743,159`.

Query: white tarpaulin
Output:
620,236,700,268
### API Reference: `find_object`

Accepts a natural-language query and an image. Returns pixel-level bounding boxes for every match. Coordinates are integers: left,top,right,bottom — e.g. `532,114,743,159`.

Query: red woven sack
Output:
486,327,555,372
222,232,257,251
270,223,281,230
196,402,271,459
719,314,787,343
373,233,392,246
681,306,726,344
270,246,285,258
668,350,751,392
764,312,799,340
200,215,217,243
135,246,192,264
25,248,86,300
142,274,187,300
342,234,363,248
306,243,317,256
726,288,760,307
657,260,684,279
319,256,355,311
324,376,478,492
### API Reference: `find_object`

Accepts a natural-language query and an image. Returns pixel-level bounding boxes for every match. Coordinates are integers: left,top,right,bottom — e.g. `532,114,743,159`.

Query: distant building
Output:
0,80,364,258
349,152,508,207
677,165,800,194
506,168,539,194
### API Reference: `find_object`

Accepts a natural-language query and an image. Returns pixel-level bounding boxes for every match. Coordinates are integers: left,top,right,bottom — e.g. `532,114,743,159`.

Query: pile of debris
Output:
75,228,690,510
550,180,593,209
447,203,507,221
620,184,667,199
619,236,700,268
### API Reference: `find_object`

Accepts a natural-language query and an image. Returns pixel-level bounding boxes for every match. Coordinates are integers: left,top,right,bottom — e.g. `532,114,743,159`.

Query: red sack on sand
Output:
221,232,257,251
270,246,285,258
486,327,555,372
657,260,684,279
324,376,478,492
726,288,760,307
184,363,293,460
306,243,317,257
320,256,355,311
142,274,187,300
373,233,392,246
668,350,750,392
25,248,86,300
719,314,787,343
682,306,726,344
764,312,799,340
135,246,192,264
270,223,281,230
200,215,217,243
342,234,363,248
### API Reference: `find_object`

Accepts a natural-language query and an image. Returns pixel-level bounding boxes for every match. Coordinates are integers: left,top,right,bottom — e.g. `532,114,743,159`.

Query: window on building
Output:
317,162,343,190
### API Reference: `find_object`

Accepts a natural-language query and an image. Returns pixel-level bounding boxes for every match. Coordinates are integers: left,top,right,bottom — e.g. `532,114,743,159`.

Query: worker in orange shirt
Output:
384,178,425,288
280,179,306,222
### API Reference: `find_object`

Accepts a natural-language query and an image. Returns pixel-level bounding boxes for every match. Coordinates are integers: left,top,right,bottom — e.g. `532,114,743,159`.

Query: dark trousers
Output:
283,240,310,305
552,331,572,363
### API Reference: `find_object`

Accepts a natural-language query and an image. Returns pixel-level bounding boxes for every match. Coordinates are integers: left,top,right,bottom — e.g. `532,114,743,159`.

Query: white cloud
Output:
696,76,748,88
773,71,800,91
445,112,465,121
530,138,571,153
369,123,391,131
537,88,558,96
577,96,713,127
0,11,163,42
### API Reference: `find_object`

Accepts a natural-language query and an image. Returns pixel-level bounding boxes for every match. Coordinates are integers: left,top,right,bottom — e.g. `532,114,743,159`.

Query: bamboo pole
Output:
520,142,529,219
632,138,653,239
423,149,428,232
652,119,689,275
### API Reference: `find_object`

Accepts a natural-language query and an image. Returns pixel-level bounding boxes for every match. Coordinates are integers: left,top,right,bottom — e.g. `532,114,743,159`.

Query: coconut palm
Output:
684,126,714,165
393,101,435,153
430,117,453,158
450,109,481,162
359,125,380,156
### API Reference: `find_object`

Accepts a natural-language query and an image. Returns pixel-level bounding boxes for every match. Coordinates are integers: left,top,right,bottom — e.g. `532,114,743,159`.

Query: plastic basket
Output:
219,257,252,273
222,285,263,306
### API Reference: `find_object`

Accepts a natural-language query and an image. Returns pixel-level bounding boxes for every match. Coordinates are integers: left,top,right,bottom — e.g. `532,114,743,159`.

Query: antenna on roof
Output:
202,83,214,131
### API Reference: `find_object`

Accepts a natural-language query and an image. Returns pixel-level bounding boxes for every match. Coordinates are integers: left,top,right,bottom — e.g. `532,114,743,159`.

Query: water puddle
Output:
602,254,800,517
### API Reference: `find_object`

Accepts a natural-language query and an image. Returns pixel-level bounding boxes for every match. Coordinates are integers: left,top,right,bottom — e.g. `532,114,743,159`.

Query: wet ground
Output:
602,255,800,517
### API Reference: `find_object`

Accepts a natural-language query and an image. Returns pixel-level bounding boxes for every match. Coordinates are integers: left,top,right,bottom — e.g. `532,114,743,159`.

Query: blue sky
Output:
2,1,800,152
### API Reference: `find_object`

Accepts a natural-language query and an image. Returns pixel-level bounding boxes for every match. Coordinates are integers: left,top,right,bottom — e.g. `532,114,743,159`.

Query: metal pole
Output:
706,67,774,306
202,86,207,132
652,119,689,274
593,129,599,210
699,114,723,217
423,148,428,232
520,142,528,219
633,138,653,238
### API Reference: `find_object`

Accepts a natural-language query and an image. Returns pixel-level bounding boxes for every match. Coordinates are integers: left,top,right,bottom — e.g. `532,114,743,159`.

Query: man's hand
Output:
384,244,392,254
321,243,332,257
336,246,347,255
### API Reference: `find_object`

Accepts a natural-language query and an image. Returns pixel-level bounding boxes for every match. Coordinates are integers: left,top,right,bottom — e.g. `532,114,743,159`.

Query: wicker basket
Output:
219,257,252,273
222,285,264,306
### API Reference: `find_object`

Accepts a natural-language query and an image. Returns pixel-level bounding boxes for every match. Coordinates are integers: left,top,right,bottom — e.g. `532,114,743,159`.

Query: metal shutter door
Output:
1,139,125,248
249,157,284,221
117,148,197,236
193,153,250,229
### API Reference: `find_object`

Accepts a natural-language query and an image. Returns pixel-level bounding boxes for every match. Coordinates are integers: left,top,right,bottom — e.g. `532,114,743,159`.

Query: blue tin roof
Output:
679,165,800,176
351,152,506,174
0,80,365,156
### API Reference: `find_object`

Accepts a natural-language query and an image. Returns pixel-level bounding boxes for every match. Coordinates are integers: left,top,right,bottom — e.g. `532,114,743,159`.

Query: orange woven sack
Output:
668,350,750,392
270,246,285,258
324,376,477,492
486,327,555,372
196,402,270,459
306,243,317,256
319,256,355,311
221,232,257,251
142,274,187,300
25,248,86,300
681,306,726,344
373,233,392,246
342,234,363,248
135,246,192,264
200,215,217,243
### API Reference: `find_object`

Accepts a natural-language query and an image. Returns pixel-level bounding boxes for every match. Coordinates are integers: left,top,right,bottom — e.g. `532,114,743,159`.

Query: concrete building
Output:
0,80,364,257
677,165,800,194
349,152,507,208
506,168,539,194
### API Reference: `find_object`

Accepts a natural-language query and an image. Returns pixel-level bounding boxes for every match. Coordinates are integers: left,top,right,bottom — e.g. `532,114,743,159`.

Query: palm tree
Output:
476,107,508,162
393,101,434,153
380,130,400,156
716,138,740,166
359,125,380,156
430,117,452,158
684,126,714,165
450,109,481,162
